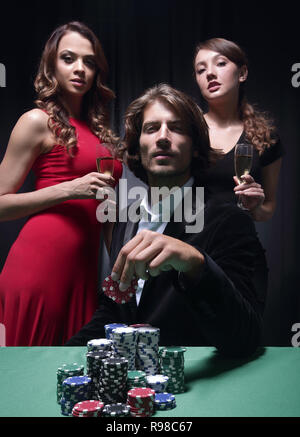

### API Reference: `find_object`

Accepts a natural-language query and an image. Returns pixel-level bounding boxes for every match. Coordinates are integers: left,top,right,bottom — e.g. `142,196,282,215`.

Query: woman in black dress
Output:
194,38,283,220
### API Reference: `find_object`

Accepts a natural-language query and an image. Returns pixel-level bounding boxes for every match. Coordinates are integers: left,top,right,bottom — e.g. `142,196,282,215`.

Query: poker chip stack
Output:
87,338,113,353
127,370,147,390
98,357,129,404
72,400,104,417
111,327,138,370
146,374,169,393
127,387,155,417
86,350,112,400
135,326,160,375
154,393,176,411
104,323,128,340
102,403,131,417
56,363,84,404
159,347,187,394
61,376,91,416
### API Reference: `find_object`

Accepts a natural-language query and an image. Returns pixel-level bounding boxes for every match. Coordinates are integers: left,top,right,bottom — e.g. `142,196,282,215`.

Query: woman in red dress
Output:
0,22,122,346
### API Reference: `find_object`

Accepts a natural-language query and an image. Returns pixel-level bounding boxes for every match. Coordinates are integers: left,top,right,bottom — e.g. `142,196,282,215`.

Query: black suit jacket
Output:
66,192,267,358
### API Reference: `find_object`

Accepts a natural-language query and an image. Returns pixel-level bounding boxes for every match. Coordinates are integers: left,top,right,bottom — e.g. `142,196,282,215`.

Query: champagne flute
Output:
96,156,115,175
96,144,115,204
96,143,115,176
234,142,253,210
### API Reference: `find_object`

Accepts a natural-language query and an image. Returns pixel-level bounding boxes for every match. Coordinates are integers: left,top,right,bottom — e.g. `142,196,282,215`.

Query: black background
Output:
0,0,299,346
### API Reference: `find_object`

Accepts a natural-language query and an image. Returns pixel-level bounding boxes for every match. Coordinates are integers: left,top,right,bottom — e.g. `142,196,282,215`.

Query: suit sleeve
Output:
175,207,267,358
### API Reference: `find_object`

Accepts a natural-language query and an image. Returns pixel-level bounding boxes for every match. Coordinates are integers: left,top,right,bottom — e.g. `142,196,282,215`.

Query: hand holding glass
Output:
234,143,253,209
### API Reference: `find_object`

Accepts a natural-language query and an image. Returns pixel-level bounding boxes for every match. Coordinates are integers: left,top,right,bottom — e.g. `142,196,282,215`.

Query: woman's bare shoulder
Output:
18,108,49,133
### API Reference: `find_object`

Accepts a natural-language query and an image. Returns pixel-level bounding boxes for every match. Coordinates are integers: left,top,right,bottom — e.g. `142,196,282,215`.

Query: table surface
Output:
0,346,299,417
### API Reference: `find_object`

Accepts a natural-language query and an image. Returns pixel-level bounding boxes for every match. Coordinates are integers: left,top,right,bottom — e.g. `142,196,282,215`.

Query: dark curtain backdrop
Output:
0,0,299,345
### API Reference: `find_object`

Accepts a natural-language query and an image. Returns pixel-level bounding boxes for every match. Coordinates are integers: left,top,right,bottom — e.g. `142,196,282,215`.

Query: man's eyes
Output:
143,125,157,133
172,125,184,132
143,124,184,133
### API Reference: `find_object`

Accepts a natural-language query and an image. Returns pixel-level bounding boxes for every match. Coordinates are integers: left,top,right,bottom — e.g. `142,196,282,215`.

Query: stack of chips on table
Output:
72,400,104,417
127,387,155,417
146,374,169,393
159,347,187,394
111,327,138,370
127,370,147,390
135,326,160,375
86,350,112,399
61,376,91,416
56,326,186,416
56,363,84,404
98,356,129,404
102,403,131,417
154,393,177,411
104,323,128,340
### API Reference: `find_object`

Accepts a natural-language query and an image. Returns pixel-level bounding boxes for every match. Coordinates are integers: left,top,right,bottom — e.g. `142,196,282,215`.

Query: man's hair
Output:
123,83,218,184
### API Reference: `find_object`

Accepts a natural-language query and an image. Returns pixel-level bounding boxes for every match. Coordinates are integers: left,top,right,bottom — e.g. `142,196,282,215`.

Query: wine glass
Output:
96,143,115,176
96,156,115,175
234,143,253,210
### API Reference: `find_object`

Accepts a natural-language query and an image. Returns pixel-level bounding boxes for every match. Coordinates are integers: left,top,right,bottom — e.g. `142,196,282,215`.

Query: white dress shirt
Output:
135,177,194,305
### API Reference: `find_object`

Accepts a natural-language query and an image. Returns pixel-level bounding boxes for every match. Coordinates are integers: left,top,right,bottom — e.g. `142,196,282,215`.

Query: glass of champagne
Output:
96,156,114,175
96,145,115,204
96,143,115,176
234,142,253,209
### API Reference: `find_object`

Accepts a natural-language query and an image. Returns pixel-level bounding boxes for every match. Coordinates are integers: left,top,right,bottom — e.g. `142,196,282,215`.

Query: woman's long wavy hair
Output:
34,21,120,157
194,38,276,153
123,83,219,184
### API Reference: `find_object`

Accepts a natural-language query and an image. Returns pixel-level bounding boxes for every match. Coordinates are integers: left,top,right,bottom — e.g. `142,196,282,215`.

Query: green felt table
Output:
0,346,299,418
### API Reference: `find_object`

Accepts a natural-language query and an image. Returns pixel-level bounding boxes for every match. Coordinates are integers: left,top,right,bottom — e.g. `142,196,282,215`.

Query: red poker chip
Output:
102,275,138,304
73,400,104,412
128,387,156,399
72,400,104,417
72,411,102,417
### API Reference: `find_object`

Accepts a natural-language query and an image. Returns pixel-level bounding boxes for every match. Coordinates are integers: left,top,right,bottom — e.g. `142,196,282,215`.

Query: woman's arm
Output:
0,109,115,222
250,158,282,221
233,158,282,222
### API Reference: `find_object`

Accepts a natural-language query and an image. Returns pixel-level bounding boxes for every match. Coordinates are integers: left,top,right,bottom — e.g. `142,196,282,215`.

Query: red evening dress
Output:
0,118,122,346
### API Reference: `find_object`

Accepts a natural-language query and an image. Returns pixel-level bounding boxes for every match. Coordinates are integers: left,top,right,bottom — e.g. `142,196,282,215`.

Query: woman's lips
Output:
208,82,221,92
70,79,86,87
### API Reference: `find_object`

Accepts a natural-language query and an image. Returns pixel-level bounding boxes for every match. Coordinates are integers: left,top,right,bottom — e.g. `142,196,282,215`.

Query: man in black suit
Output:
66,84,267,358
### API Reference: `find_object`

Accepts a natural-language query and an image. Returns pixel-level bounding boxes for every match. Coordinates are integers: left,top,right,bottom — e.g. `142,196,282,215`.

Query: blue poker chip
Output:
155,392,176,404
63,376,91,386
154,392,176,411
